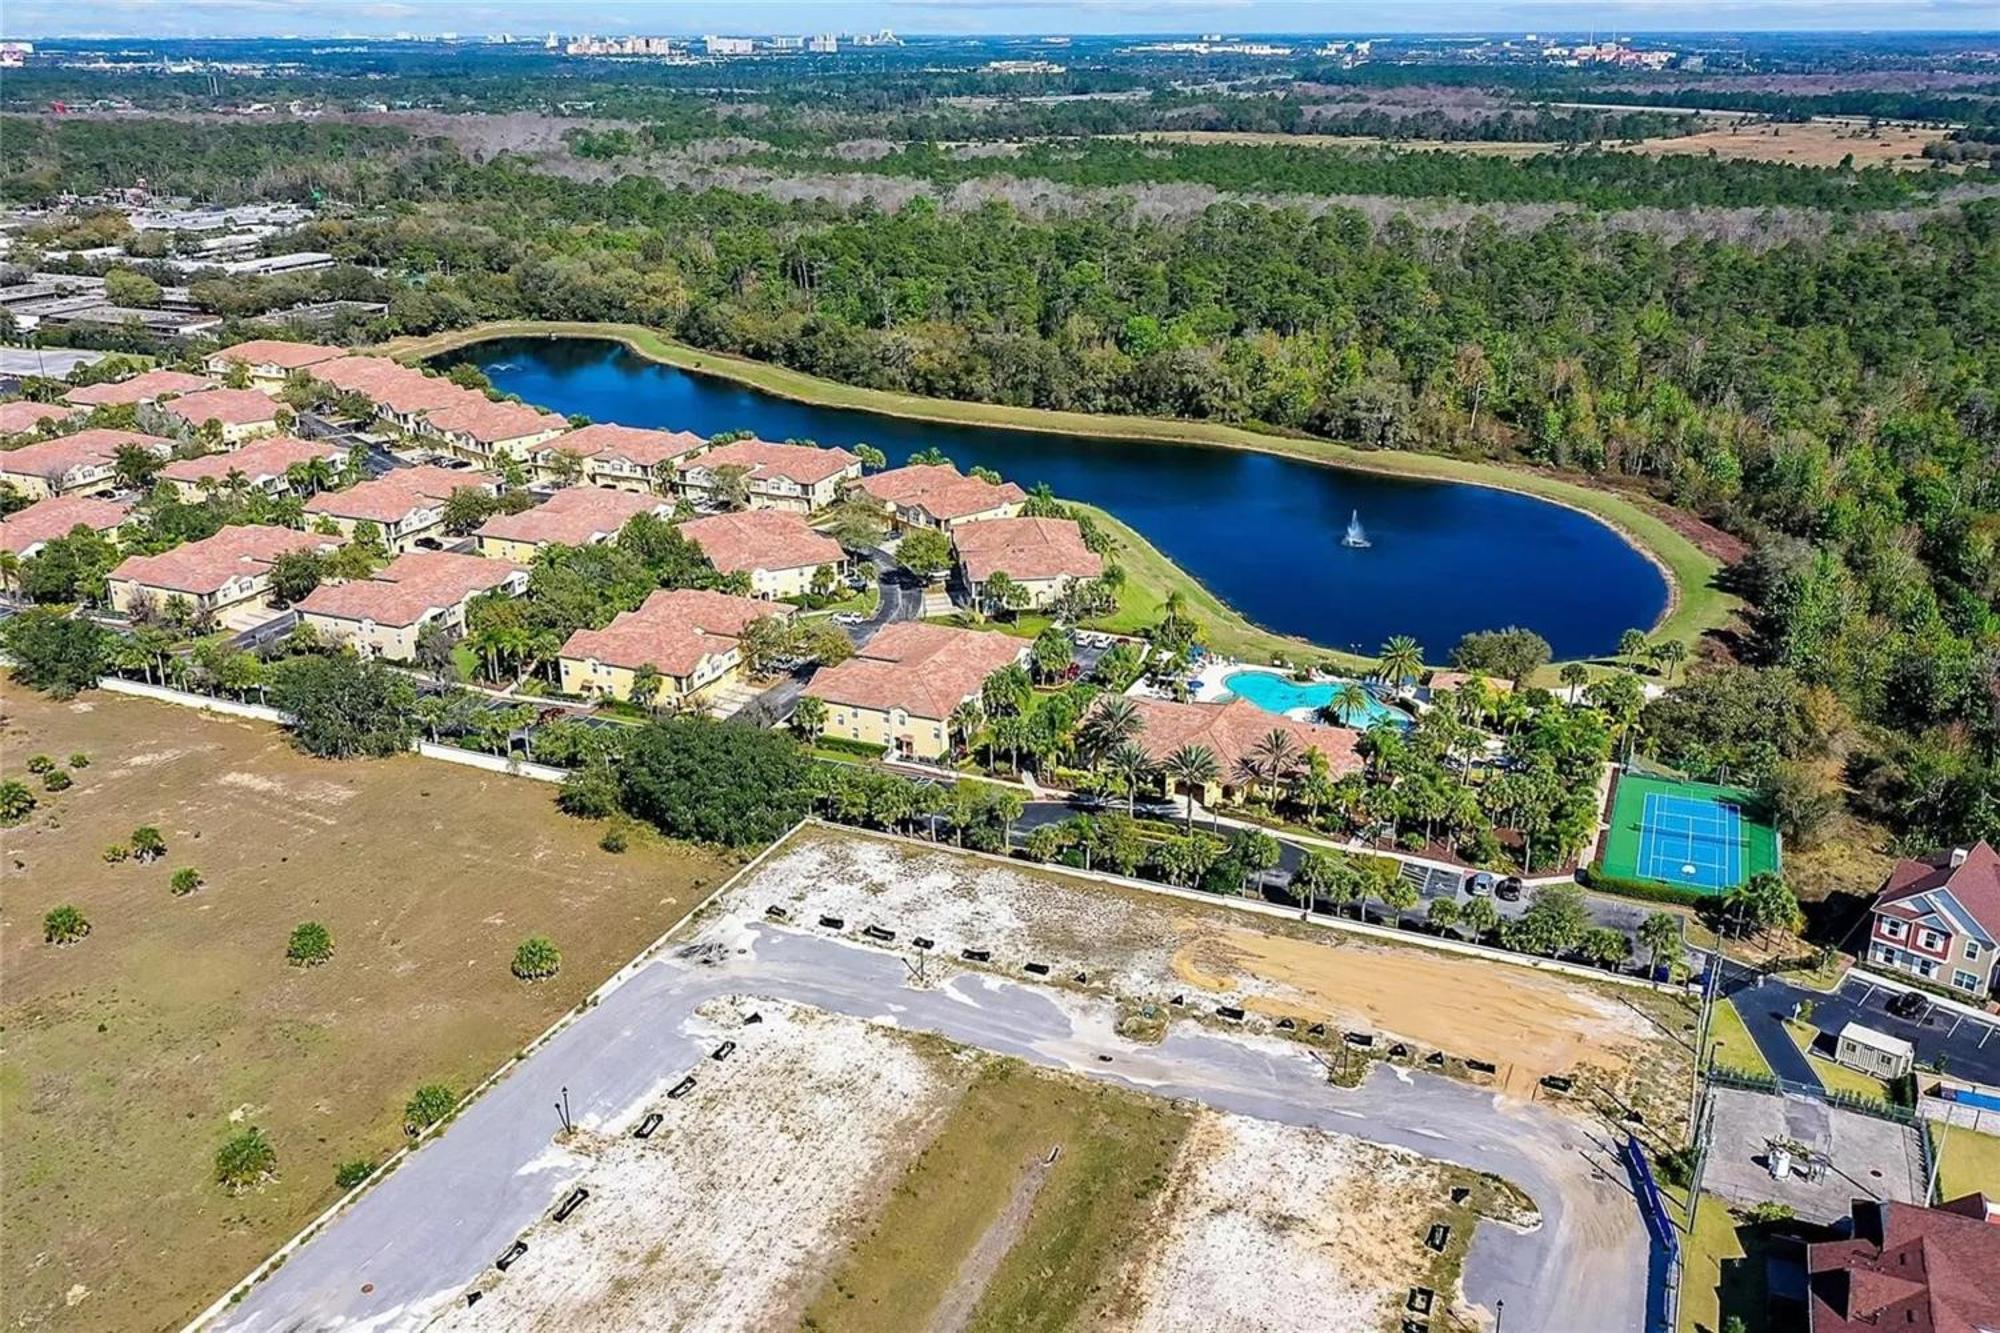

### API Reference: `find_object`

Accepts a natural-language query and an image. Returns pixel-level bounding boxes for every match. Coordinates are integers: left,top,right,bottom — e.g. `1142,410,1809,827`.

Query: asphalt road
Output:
211,926,1654,1333
1715,958,1824,1089
741,550,922,724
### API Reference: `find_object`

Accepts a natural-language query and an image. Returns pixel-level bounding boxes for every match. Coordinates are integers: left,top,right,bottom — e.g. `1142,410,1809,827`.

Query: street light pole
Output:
1494,1297,1505,1333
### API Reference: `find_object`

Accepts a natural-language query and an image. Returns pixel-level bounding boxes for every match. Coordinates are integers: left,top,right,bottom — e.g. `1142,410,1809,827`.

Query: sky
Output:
2,0,1995,38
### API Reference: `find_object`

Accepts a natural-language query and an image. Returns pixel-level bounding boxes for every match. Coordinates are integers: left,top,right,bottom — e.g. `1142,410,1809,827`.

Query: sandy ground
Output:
1109,1111,1461,1332
0,691,729,1333
1622,119,1942,169
742,828,1668,1097
430,999,953,1332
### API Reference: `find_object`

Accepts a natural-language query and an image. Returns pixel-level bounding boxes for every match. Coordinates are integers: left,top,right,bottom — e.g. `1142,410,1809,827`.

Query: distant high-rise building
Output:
808,33,838,53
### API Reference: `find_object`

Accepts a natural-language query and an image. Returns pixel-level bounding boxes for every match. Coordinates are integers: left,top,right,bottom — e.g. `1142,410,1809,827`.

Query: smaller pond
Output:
1214,668,1414,730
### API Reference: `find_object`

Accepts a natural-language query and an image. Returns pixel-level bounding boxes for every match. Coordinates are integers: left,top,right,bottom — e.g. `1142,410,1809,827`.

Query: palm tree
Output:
791,695,827,742
947,699,984,758
1106,741,1157,815
1162,744,1219,831
1374,635,1423,692
990,714,1032,775
1617,628,1649,670
629,663,665,715
1078,696,1142,768
1651,638,1689,681
1559,661,1590,703
1325,680,1371,727
1248,728,1303,796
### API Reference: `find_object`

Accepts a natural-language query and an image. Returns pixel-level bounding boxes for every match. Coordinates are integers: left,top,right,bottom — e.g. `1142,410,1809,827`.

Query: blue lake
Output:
438,337,1668,659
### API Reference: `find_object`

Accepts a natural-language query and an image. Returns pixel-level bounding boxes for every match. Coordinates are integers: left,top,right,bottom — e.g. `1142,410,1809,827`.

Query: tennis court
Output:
1597,771,1780,895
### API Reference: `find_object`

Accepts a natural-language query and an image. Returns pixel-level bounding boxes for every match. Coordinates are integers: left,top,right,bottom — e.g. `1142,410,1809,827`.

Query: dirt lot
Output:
436,999,957,1332
1105,1112,1473,1332
0,690,730,1333
741,827,1694,1114
805,1054,1190,1333
1620,118,1943,169
423,993,1478,1333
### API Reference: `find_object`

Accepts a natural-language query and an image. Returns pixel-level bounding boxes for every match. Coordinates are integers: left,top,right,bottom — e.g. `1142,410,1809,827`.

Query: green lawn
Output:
1934,1122,2000,1200
1673,1189,1775,1333
1707,999,1774,1079
380,321,1734,669
799,582,880,621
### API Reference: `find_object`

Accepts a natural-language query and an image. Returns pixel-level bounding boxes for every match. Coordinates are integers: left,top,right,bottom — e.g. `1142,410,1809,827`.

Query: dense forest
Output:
5,109,2000,856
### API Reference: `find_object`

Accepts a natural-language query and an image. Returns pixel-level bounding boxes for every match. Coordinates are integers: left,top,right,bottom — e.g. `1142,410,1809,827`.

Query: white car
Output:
832,612,864,626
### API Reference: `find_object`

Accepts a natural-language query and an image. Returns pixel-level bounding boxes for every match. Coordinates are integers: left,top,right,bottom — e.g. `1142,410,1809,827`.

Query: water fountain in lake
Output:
1342,510,1371,549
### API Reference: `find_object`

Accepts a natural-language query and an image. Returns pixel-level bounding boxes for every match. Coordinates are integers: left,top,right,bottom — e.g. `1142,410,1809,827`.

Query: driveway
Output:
1715,958,1824,1090
209,926,1652,1333
741,550,922,724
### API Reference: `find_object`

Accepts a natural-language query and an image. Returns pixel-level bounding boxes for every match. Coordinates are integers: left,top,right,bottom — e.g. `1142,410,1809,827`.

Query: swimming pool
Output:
1221,670,1412,729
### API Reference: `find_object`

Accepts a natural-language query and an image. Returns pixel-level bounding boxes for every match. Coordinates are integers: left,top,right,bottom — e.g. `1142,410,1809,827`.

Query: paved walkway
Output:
210,926,1651,1333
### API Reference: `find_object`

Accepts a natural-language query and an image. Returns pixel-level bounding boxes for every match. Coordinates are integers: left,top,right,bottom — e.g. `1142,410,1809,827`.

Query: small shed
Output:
1835,1022,1914,1081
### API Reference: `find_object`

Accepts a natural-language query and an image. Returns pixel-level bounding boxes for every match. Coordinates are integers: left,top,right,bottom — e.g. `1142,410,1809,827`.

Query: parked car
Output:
1464,871,1496,897
1887,989,1933,1022
1496,876,1524,902
832,612,863,626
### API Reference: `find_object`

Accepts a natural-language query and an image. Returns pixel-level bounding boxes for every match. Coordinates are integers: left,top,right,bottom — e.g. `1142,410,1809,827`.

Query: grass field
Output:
0,689,730,1332
1622,118,1942,170
1674,1190,1775,1333
380,322,1735,668
804,1058,1190,1331
1932,1122,2000,1200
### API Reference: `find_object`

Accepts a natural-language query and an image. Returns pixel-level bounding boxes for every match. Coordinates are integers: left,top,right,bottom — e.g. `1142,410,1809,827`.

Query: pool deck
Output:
1184,659,1415,729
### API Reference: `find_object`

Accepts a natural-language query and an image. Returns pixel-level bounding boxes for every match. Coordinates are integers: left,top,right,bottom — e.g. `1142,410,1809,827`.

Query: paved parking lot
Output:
1828,973,2000,1081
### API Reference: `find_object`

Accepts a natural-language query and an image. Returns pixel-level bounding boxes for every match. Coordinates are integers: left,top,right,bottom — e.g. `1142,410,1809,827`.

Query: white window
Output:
1953,970,1980,992
1882,918,1907,940
1920,929,1946,952
1920,959,1938,979
1873,943,1894,964
1967,941,1983,963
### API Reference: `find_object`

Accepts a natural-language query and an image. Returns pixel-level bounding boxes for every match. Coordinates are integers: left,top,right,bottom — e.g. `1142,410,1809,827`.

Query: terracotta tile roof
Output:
62,369,215,407
308,355,410,393
305,464,500,525
0,400,80,435
158,387,282,430
804,622,1026,721
299,550,526,628
110,524,328,596
953,516,1102,584
678,438,860,488
1807,1195,2000,1333
475,487,667,548
559,587,778,677
420,397,567,445
213,339,343,372
311,357,477,415
681,509,845,574
0,494,131,555
540,423,708,468
159,436,344,489
1115,696,1364,779
1876,841,2000,943
858,463,1027,522
0,428,173,482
